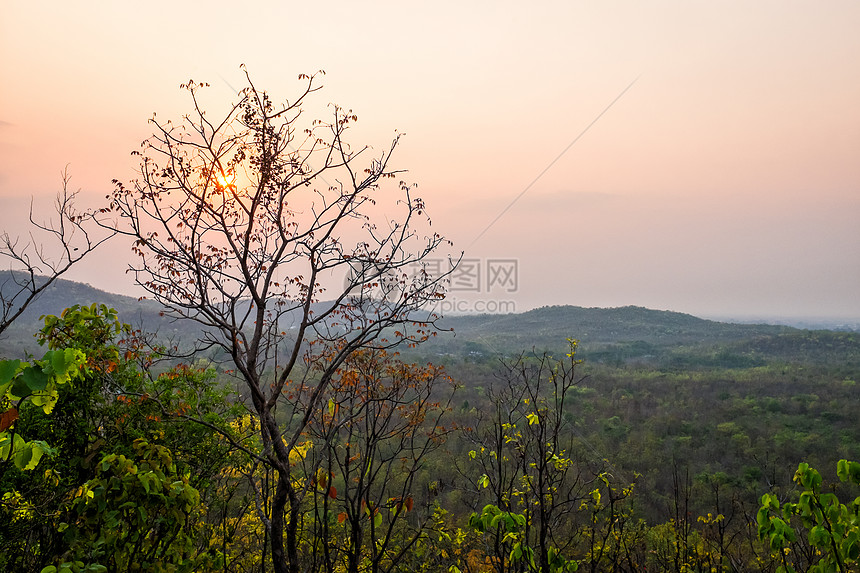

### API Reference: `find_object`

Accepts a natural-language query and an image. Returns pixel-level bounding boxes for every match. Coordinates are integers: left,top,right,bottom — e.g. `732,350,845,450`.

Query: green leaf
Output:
845,534,859,560
838,459,849,482
761,493,779,509
140,473,151,494
20,365,51,393
513,513,526,528
55,348,85,384
468,512,485,532
10,371,32,399
796,464,823,491
32,390,60,414
0,359,21,394
837,459,860,485
13,439,48,470
0,435,12,461
770,532,785,551
809,525,830,548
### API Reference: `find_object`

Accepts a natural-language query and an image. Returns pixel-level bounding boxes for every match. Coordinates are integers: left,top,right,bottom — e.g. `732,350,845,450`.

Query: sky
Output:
1,1,858,322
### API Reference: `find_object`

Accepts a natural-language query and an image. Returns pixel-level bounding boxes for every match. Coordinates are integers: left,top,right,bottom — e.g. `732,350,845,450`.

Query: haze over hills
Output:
2,274,858,369
0,273,188,358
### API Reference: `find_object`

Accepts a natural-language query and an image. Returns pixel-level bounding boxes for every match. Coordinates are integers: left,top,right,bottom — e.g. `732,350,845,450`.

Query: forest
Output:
1,296,858,572
1,72,859,572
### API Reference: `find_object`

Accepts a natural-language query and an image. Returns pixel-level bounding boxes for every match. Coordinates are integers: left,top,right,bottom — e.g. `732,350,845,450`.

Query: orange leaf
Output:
0,408,19,431
404,496,414,512
329,486,337,499
338,512,347,524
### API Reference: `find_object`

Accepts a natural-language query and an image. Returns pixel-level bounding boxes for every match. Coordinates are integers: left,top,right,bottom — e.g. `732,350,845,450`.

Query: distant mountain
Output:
0,273,196,358
413,306,860,368
1,273,156,321
2,276,857,369
437,304,791,345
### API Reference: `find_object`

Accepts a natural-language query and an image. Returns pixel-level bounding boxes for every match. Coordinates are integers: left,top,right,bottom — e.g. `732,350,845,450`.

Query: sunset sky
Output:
1,1,858,322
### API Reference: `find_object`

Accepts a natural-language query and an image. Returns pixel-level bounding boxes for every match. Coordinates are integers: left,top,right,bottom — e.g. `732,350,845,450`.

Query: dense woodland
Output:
1,288,858,572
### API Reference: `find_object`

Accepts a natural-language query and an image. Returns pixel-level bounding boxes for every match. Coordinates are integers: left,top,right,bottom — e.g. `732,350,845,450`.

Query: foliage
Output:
0,308,856,573
758,460,860,572
467,504,578,572
44,439,212,573
1,305,241,572
0,347,85,470
39,303,123,366
2,293,859,571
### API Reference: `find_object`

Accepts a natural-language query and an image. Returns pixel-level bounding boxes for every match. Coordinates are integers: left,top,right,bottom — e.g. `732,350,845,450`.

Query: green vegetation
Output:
3,73,858,572
1,305,239,572
758,460,860,572
0,346,86,471
1,297,857,571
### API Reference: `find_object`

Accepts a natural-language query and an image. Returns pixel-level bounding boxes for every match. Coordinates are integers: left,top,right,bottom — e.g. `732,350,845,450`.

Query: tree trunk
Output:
286,482,301,573
271,471,291,573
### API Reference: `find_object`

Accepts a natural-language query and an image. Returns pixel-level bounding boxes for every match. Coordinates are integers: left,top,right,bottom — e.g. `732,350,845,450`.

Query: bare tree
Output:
303,349,456,573
104,68,455,573
0,168,112,337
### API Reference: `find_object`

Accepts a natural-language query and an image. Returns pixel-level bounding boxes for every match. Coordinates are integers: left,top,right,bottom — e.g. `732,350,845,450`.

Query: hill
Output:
0,273,198,358
2,275,858,370
412,306,860,369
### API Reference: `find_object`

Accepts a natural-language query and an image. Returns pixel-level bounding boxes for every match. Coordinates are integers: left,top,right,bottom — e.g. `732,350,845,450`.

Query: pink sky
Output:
1,1,858,320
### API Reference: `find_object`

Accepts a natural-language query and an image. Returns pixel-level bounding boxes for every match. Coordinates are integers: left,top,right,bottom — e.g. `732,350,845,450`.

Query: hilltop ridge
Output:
2,274,858,369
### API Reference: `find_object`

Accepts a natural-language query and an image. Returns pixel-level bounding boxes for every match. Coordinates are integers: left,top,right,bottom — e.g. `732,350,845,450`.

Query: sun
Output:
213,169,236,190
